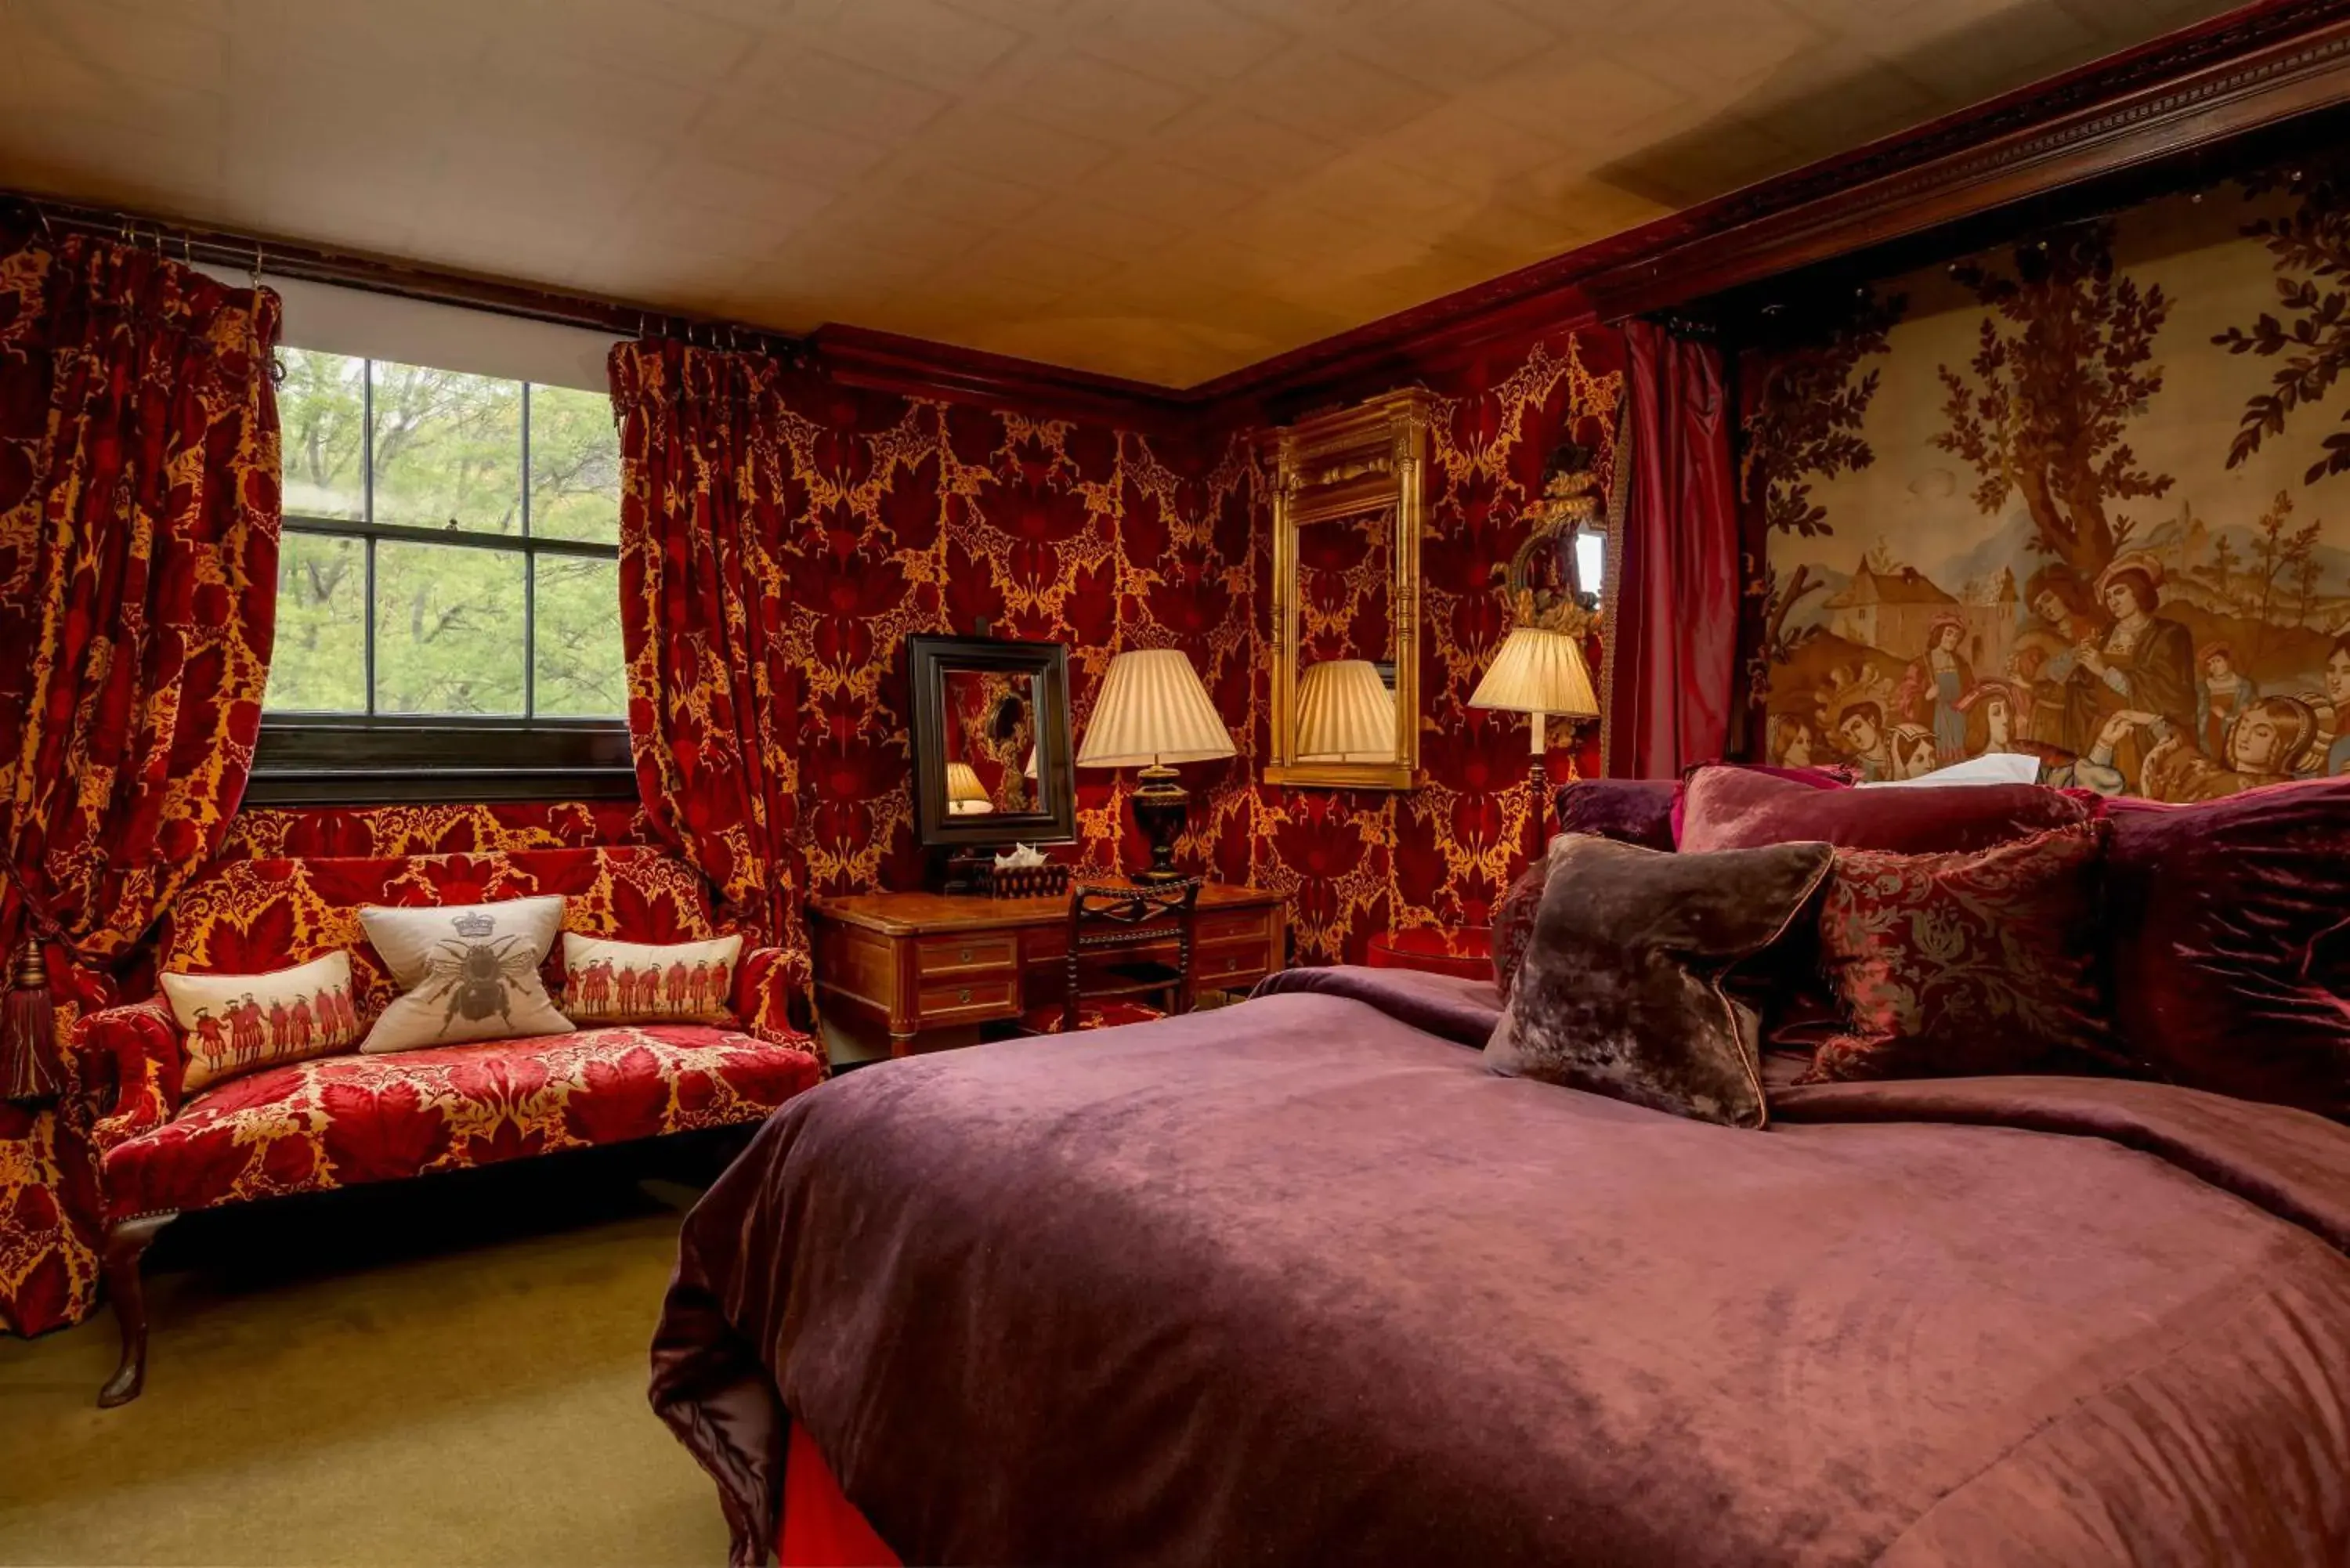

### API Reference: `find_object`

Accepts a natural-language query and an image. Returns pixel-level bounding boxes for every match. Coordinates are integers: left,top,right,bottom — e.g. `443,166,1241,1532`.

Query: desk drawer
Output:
1195,941,1270,990
1198,908,1272,947
916,934,1018,978
916,974,1019,1026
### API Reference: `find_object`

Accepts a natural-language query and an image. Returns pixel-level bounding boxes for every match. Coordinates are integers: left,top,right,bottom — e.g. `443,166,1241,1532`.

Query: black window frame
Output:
250,359,634,806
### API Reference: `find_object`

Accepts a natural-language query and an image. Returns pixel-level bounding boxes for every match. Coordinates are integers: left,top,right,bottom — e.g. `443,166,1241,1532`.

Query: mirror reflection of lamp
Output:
944,761,994,815
1076,649,1235,883
1293,659,1395,762
1468,627,1600,860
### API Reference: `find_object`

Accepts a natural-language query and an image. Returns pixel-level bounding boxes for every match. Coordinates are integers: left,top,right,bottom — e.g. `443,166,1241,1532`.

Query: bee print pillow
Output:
161,950,365,1094
356,896,573,1055
562,932,743,1027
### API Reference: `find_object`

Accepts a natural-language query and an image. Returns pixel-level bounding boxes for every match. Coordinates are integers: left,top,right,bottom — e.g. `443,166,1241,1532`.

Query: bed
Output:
649,965,2350,1566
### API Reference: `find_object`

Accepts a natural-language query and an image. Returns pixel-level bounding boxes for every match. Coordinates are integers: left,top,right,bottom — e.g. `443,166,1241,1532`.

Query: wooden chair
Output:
1019,878,1202,1035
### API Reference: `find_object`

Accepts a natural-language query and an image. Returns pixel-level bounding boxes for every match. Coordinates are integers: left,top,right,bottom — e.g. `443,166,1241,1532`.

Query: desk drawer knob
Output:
960,947,974,963
958,987,972,1004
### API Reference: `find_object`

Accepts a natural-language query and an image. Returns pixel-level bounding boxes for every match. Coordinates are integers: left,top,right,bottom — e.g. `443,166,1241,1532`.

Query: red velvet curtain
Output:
609,339,806,956
1606,320,1738,778
0,224,281,1335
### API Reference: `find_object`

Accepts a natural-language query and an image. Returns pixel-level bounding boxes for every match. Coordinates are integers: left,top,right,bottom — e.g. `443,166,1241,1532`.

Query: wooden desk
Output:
810,884,1287,1060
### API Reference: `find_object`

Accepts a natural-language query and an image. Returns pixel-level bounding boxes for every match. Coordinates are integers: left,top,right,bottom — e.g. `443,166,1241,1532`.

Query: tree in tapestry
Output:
1746,163,2350,799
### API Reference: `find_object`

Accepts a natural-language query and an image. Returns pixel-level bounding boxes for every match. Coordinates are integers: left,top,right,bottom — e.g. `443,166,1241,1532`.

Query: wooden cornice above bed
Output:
14,1,2350,428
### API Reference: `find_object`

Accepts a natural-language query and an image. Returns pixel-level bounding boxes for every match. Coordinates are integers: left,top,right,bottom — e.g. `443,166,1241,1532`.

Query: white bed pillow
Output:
1857,753,2041,789
357,896,573,1054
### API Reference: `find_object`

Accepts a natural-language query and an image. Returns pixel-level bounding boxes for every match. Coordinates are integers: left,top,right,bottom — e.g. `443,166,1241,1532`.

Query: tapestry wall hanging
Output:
1744,157,2350,799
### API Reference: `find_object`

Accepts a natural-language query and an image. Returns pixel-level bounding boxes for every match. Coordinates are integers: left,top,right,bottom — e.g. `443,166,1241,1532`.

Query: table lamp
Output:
1468,627,1599,849
1076,649,1235,883
944,761,992,815
1294,659,1396,762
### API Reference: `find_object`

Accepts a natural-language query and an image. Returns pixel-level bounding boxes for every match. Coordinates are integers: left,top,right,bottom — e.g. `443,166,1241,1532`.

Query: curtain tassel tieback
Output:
3,934,56,1104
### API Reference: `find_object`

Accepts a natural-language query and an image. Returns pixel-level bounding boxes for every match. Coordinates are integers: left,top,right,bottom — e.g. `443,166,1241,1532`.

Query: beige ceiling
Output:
0,0,2243,386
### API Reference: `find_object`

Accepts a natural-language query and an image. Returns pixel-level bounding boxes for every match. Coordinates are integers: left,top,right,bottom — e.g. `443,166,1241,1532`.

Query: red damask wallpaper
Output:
624,328,1622,966
1228,331,1625,961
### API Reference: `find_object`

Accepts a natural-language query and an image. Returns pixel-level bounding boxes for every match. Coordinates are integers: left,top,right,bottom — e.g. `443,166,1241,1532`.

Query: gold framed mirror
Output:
1263,387,1432,790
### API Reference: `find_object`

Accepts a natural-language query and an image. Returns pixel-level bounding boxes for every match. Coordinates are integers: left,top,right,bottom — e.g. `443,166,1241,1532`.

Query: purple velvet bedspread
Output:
650,966,2350,1566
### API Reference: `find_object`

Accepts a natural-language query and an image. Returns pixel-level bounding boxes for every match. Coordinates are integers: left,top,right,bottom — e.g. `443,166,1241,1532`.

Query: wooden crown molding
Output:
1197,0,2350,409
10,2,2350,427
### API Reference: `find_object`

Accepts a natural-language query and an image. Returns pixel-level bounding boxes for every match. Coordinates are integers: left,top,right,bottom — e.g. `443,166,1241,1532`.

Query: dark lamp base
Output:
1129,765,1191,884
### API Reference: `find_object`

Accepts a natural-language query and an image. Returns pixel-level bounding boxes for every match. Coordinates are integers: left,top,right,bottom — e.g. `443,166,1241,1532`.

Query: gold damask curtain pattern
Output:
0,229,283,1033
0,222,281,1335
609,339,806,957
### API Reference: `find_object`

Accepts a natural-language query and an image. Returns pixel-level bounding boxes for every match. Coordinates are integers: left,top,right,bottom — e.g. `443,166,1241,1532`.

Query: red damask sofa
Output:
72,844,822,1406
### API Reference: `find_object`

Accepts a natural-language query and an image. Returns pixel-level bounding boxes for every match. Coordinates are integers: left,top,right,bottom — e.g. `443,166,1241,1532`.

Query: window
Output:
268,349,625,718
255,348,634,803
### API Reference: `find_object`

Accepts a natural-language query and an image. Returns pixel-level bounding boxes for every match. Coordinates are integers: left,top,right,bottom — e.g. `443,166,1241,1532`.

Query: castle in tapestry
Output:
1745,159,2350,799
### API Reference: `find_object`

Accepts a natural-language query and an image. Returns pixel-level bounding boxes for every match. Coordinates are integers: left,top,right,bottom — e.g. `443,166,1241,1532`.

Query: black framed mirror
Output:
906,634,1076,851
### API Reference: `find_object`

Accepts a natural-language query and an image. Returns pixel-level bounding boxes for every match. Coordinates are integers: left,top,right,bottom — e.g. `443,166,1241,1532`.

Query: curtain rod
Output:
5,190,808,359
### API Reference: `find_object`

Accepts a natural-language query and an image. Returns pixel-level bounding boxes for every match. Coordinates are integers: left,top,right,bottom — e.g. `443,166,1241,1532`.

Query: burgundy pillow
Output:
1677,765,2095,853
2102,777,2350,1118
1491,858,1546,998
1553,779,1677,851
1802,822,2117,1084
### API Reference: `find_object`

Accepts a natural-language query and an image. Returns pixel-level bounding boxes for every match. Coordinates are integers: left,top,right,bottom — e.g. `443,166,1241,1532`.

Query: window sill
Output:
248,718,637,807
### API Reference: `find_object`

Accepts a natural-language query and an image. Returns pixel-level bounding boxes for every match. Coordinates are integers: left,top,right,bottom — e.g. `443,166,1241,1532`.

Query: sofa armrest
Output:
733,945,817,1054
75,998,183,1152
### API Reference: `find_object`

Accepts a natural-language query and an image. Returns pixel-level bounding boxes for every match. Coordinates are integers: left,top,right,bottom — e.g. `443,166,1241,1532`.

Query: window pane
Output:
529,385,621,544
277,349,367,521
373,541,525,715
533,555,626,716
264,532,366,711
370,361,523,534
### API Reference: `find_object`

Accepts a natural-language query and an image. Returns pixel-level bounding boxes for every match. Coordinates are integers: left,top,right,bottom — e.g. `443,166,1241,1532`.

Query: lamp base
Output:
1128,764,1190,884
1524,750,1549,869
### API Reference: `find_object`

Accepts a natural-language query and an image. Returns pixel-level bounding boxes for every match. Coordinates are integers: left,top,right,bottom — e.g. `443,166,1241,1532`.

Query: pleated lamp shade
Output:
1294,659,1396,761
1469,627,1600,720
1076,649,1235,768
944,761,993,814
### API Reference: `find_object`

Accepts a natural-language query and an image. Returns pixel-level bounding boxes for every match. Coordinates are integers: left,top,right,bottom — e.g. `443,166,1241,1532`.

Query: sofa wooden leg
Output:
98,1212,177,1408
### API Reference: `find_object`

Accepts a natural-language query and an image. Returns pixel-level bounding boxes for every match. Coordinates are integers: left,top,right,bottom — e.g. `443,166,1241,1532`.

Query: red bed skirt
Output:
780,1422,901,1568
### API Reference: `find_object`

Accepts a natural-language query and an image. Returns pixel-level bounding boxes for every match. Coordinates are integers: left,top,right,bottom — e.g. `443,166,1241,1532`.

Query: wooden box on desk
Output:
810,883,1286,1064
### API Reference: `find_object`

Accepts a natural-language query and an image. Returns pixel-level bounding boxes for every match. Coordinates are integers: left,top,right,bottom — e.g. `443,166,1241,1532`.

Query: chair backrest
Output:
1062,879,1202,1033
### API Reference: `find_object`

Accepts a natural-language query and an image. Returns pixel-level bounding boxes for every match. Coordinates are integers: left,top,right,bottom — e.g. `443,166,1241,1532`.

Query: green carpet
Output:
0,1146,736,1567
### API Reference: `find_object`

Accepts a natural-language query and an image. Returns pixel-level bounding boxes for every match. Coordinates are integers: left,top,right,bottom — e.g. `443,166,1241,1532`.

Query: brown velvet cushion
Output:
1676,764,2095,853
1802,822,2118,1084
2102,779,2350,1118
1486,833,1835,1128
1500,780,1687,996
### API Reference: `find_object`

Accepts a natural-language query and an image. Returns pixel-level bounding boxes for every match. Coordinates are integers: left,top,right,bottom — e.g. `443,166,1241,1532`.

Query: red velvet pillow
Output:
1491,857,1546,999
1676,764,2095,853
1802,822,2117,1083
2102,777,2350,1118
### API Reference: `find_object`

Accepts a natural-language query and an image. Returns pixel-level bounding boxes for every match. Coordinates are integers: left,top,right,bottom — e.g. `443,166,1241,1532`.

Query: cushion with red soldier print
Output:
358,898,573,1055
161,951,364,1095
562,932,743,1028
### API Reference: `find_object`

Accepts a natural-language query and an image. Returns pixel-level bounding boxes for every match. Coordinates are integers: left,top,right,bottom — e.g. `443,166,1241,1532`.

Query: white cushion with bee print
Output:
356,896,573,1054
